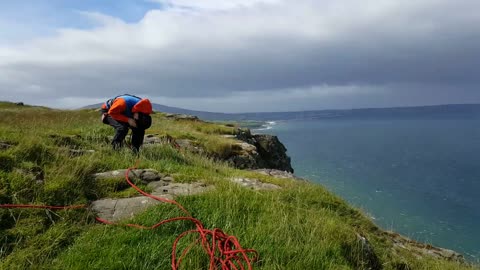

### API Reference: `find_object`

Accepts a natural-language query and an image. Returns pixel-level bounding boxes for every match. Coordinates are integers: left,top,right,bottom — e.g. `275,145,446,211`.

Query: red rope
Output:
95,161,258,270
1,161,258,270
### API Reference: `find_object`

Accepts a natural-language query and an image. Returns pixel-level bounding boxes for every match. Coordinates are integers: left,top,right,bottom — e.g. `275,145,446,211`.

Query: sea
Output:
254,116,480,262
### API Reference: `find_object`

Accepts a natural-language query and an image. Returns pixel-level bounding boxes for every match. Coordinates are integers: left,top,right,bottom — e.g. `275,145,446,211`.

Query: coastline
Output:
250,119,478,263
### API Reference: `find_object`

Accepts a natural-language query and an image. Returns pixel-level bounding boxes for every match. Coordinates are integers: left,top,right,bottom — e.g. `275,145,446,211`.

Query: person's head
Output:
133,112,152,129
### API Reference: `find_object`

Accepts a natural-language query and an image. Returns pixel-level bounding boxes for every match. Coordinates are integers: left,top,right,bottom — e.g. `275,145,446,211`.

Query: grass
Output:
0,102,478,269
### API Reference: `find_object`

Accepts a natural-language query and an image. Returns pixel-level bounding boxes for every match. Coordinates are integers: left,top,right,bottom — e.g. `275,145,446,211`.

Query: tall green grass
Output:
0,103,477,269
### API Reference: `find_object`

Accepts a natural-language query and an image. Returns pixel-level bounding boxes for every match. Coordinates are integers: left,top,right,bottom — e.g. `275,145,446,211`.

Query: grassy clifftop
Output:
0,102,477,269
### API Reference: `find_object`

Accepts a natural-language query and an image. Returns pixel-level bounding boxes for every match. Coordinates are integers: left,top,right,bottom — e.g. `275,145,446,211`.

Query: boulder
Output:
143,135,163,144
91,195,171,222
228,142,259,169
228,130,294,172
151,182,213,196
91,180,213,222
162,176,175,182
253,134,293,173
235,128,256,145
228,154,258,170
93,169,165,184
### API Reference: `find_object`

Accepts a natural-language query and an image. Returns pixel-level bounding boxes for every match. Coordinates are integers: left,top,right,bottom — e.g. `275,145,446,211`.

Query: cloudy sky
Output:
0,0,479,112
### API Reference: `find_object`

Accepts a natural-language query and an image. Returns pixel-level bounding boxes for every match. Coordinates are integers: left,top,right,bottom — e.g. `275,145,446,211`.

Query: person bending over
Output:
100,94,152,152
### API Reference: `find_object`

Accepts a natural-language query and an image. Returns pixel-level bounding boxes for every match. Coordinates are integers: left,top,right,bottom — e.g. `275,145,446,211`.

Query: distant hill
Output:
84,103,480,121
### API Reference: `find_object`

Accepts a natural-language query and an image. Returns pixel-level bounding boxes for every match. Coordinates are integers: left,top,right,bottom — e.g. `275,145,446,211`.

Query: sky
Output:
0,0,479,113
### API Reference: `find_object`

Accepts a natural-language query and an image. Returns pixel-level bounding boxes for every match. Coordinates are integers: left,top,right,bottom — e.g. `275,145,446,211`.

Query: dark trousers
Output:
104,115,145,151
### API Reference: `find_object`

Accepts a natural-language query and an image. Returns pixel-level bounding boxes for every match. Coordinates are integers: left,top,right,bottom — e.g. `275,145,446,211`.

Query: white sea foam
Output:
254,121,277,131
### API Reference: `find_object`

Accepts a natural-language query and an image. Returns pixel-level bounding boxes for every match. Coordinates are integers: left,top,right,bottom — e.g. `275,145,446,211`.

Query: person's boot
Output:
112,140,123,150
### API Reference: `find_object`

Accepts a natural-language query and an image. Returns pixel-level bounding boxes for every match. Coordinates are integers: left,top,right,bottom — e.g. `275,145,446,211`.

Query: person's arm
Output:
108,98,130,123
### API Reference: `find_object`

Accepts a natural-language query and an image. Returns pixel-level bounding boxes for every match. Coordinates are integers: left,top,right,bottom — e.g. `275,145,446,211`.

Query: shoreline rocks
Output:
228,128,294,173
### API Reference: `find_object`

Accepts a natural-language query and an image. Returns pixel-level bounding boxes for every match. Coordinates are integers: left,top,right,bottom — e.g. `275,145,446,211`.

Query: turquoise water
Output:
259,118,480,261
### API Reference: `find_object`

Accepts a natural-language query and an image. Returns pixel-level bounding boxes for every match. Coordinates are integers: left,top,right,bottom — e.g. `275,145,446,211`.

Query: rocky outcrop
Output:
91,195,171,222
94,169,165,183
229,129,294,173
252,169,306,181
91,169,213,221
229,142,259,170
140,131,294,173
91,182,213,222
384,231,464,263
253,134,293,172
230,177,281,191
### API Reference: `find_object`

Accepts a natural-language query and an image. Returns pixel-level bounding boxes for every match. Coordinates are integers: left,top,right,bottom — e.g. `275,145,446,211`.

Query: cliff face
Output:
228,128,294,173
142,113,294,172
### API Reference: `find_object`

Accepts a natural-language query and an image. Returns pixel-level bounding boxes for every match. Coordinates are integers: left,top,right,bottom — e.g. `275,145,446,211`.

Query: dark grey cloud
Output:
1,0,479,111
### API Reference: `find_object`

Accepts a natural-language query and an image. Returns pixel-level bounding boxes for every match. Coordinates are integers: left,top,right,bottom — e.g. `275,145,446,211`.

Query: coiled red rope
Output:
0,160,258,270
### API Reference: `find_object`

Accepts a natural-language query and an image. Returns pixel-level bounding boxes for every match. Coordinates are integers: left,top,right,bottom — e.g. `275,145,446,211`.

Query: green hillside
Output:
0,101,477,270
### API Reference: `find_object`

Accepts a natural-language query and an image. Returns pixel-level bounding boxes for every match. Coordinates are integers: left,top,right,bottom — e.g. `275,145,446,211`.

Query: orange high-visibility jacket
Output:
102,95,152,123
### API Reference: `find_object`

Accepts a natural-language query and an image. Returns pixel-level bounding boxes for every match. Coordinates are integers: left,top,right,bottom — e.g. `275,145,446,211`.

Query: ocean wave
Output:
254,121,277,131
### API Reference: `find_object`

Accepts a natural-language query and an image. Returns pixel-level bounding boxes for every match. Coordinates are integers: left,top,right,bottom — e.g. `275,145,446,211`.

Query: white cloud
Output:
151,0,281,10
1,0,479,111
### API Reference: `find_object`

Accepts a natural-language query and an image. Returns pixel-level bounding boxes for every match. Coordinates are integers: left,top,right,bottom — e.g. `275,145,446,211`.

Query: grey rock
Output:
143,136,163,144
94,169,128,179
235,128,256,145
93,169,164,184
147,181,168,190
235,142,257,153
230,177,281,191
142,170,164,182
228,154,258,170
162,176,175,182
0,142,12,150
91,195,172,222
152,182,213,196
91,181,213,222
253,134,294,173
228,142,260,170
231,129,294,173
252,169,306,181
